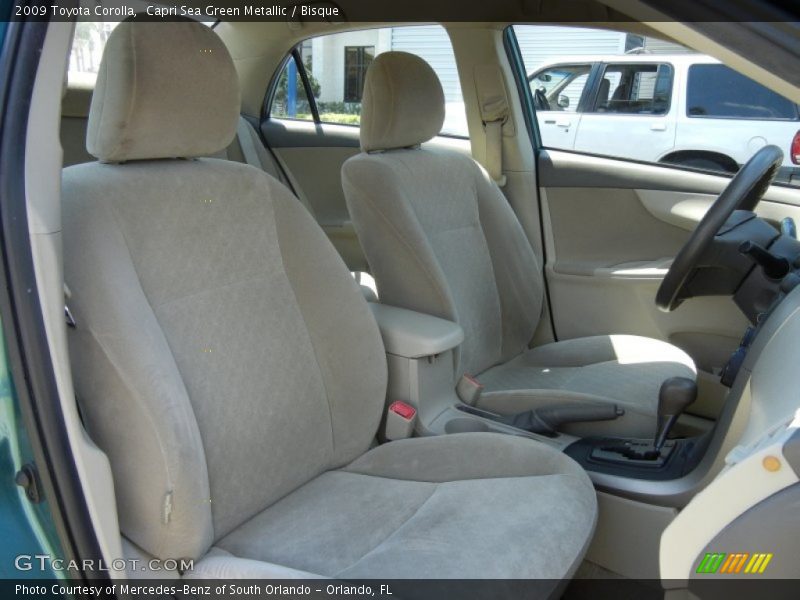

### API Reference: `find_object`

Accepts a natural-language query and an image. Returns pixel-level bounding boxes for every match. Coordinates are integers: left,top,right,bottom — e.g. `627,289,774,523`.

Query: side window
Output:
529,65,591,113
268,25,468,137
511,24,800,187
269,53,317,122
687,64,799,120
69,19,215,87
68,22,119,86
591,63,672,115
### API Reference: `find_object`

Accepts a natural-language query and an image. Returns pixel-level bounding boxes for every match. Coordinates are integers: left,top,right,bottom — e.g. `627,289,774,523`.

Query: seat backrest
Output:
342,52,544,377
597,77,611,107
63,21,386,561
611,81,629,102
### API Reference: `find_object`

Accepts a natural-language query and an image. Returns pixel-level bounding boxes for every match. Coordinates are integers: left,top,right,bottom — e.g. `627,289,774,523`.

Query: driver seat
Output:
342,52,696,438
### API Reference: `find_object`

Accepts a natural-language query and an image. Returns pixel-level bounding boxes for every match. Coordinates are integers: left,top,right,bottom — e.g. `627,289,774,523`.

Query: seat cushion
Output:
476,335,697,438
211,433,597,579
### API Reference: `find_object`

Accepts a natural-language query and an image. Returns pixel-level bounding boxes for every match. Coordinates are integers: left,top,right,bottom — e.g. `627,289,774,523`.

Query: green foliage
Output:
317,102,362,115
319,113,361,125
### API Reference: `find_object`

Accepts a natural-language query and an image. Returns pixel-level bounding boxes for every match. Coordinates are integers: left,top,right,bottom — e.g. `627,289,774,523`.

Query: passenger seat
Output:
62,21,596,581
342,52,696,439
61,70,378,298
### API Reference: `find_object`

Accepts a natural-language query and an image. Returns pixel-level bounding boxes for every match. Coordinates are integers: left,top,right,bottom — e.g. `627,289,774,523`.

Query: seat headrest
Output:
359,52,445,153
87,20,240,162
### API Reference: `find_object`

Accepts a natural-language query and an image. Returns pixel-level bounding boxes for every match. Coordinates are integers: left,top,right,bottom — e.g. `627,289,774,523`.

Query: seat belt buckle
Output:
456,373,483,406
385,401,417,441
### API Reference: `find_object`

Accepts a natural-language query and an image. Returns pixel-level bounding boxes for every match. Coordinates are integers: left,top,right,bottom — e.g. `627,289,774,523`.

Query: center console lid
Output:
369,303,464,358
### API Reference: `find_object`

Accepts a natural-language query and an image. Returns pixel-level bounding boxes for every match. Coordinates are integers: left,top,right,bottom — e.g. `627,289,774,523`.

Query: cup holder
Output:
444,417,490,434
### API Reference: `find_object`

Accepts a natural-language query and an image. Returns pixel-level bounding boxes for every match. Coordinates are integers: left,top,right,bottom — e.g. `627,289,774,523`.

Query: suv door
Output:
529,63,593,151
573,61,677,160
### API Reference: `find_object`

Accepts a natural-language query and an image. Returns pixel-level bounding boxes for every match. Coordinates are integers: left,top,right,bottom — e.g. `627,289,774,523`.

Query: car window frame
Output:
586,61,675,117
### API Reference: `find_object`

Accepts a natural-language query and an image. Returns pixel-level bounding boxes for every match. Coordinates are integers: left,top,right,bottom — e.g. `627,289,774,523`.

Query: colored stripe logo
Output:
696,552,773,574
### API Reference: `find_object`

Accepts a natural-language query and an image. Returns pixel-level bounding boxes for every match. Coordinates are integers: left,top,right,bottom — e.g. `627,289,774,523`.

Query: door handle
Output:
555,119,571,127
650,122,667,131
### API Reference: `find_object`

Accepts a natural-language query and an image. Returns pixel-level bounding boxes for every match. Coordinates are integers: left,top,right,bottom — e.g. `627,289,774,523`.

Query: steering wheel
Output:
656,145,784,312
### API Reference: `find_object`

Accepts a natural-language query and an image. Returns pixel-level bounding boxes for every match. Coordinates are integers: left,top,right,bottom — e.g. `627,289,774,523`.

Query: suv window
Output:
269,25,468,137
687,64,799,120
529,65,591,113
592,63,672,115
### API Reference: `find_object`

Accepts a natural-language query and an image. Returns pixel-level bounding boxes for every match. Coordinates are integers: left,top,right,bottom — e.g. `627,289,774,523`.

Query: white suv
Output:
529,54,800,185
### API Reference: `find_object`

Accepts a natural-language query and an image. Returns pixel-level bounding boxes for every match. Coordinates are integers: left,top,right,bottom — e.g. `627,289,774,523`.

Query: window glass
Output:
529,65,590,113
269,25,468,137
68,16,215,88
512,24,800,187
270,55,316,122
687,64,799,120
591,63,672,114
68,22,120,87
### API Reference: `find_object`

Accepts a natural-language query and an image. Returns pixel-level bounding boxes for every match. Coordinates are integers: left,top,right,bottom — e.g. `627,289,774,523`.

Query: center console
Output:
369,281,798,511
370,303,713,473
370,303,575,447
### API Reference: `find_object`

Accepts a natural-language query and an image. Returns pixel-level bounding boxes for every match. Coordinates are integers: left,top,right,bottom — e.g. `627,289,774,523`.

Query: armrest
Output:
369,304,464,359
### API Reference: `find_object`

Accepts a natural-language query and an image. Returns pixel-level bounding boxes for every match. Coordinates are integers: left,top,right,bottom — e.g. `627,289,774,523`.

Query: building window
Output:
344,46,374,103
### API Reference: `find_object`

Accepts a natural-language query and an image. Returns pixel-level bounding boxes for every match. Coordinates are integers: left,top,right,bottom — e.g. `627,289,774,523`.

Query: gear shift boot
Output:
590,439,676,468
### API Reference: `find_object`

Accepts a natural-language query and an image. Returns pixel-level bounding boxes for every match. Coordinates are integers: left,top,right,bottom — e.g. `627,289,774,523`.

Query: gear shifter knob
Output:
654,377,697,452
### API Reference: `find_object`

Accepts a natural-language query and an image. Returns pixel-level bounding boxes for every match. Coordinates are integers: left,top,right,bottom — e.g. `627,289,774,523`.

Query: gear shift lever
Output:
654,377,697,452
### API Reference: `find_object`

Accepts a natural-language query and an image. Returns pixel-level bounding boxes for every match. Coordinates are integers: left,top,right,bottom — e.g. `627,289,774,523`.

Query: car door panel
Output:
262,120,366,270
538,149,800,416
262,118,473,272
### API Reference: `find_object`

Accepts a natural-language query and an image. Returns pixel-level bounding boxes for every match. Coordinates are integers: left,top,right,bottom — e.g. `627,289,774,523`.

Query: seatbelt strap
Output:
237,117,263,170
474,65,510,187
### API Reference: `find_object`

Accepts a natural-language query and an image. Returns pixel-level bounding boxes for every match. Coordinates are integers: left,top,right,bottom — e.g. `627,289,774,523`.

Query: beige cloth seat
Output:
342,52,696,439
63,22,596,581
